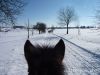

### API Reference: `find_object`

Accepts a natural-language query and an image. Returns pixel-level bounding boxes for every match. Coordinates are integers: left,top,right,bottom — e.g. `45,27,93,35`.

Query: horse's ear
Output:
24,40,35,53
54,39,65,63
24,40,35,60
24,40,36,72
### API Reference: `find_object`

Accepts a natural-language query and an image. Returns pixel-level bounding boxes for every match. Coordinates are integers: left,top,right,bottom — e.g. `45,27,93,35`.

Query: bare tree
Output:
58,7,76,34
0,0,26,26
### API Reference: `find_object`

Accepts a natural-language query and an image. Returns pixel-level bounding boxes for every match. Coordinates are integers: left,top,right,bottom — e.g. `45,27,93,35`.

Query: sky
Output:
17,0,99,27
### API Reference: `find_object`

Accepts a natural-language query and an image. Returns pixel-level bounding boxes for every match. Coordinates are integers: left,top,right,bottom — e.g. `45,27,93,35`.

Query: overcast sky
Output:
17,0,99,27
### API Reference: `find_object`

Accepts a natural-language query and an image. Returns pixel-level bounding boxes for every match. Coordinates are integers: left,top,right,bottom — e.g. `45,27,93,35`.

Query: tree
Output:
58,6,76,34
34,22,46,34
0,0,25,25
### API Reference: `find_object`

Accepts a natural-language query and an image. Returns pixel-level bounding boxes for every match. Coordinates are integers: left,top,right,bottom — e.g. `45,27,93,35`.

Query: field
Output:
0,28,100,75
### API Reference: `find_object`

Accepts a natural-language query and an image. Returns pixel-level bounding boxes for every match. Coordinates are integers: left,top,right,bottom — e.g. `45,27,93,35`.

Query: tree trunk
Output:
39,30,40,34
67,24,68,34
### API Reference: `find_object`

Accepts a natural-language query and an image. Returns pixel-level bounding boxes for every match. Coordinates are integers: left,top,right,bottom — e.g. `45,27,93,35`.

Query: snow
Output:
0,28,100,75
54,28,100,75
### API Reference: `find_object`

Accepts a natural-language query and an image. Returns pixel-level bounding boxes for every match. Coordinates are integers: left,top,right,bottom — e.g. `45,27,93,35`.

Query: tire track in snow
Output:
65,44,96,73
63,40,94,75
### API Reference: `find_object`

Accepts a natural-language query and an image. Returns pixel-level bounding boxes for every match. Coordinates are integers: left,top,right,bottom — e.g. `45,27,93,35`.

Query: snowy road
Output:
0,31,100,75
54,34,100,75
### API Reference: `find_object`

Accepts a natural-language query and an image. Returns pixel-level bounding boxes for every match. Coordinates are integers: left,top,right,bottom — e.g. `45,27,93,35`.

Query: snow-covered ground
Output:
0,28,100,75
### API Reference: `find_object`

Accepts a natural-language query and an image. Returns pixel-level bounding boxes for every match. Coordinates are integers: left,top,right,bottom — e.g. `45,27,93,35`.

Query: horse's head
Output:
24,39,65,75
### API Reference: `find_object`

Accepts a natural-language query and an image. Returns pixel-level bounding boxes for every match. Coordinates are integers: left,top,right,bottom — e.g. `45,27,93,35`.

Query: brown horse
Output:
24,39,65,75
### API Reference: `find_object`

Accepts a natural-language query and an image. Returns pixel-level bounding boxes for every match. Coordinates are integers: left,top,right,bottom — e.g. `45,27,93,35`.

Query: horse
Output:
24,39,65,75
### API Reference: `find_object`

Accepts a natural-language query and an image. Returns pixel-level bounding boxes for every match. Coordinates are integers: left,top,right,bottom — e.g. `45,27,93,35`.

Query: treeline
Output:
47,26,95,29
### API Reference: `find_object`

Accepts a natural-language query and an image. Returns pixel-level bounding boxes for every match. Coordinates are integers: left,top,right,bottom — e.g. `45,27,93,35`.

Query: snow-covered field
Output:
0,28,100,75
